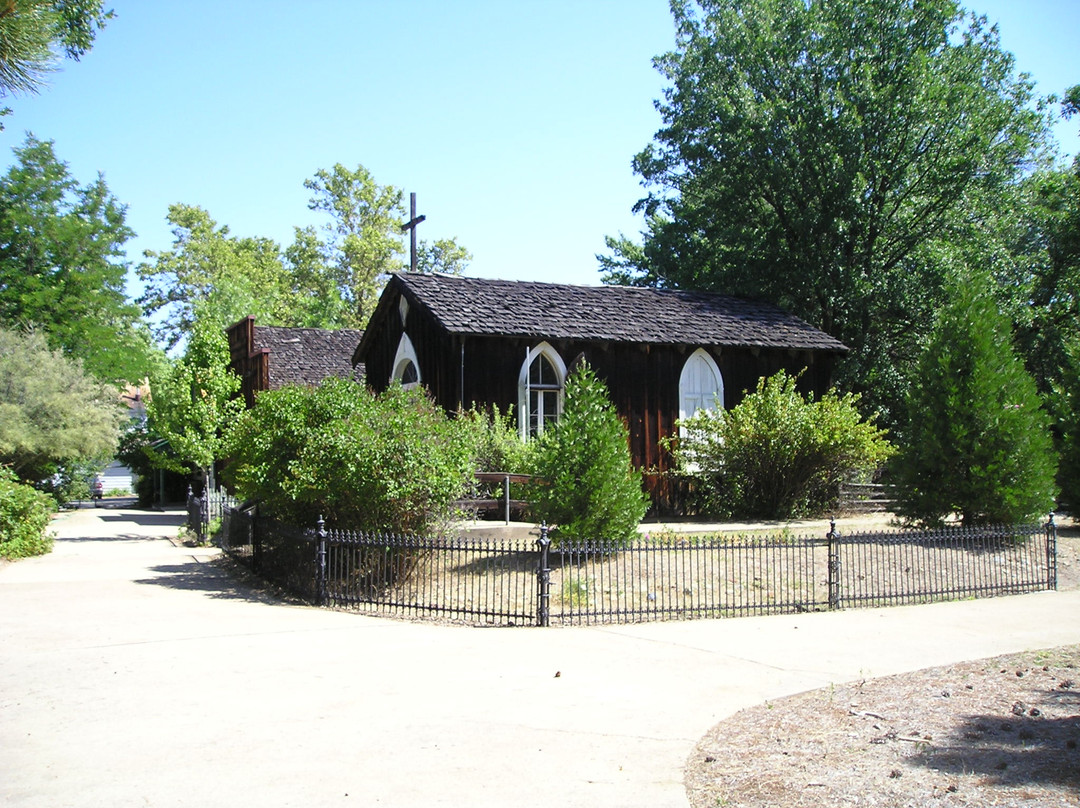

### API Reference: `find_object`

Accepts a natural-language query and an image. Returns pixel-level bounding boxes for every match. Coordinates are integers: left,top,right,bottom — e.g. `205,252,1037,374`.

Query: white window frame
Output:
392,333,421,389
678,348,724,435
518,342,566,439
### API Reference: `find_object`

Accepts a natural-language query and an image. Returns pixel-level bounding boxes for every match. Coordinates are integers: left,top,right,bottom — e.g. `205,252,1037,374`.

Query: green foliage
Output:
116,421,188,506
527,363,648,547
137,204,294,352
0,465,54,559
281,224,353,328
894,273,1057,526
0,1,111,100
304,162,406,329
455,405,537,506
601,0,1052,429
138,170,475,347
223,378,477,535
458,405,533,474
0,135,156,382
146,315,244,482
416,237,472,276
0,327,123,482
676,371,894,519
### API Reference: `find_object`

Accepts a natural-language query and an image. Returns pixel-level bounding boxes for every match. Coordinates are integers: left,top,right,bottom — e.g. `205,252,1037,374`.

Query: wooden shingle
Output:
377,273,847,352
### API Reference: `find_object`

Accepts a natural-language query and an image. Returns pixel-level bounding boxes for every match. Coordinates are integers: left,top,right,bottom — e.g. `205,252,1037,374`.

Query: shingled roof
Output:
254,325,363,388
369,273,846,353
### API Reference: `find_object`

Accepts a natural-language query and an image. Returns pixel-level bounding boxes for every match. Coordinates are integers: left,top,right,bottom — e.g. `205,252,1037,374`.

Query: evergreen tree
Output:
894,273,1056,525
528,362,648,546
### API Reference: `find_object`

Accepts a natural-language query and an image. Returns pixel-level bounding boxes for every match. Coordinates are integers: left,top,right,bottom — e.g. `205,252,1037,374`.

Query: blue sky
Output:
1,0,1076,295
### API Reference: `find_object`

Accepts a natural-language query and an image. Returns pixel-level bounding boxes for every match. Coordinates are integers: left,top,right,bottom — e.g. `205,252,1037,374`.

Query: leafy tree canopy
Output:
601,0,1052,425
139,166,472,347
0,326,123,482
0,134,156,382
303,163,471,328
137,204,291,351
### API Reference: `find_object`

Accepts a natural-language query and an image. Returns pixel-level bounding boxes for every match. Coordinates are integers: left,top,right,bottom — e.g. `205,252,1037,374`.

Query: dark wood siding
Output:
226,316,269,408
359,286,841,472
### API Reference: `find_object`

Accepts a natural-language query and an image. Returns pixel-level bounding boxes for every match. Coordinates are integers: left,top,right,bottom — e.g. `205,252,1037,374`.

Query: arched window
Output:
392,333,421,389
518,343,566,439
679,348,723,427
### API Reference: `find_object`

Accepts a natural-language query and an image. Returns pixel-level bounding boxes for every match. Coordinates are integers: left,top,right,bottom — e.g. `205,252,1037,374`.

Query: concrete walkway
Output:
2,507,1079,808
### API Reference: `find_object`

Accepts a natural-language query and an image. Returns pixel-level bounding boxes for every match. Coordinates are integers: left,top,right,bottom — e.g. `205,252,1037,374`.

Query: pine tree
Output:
894,273,1057,525
528,362,648,546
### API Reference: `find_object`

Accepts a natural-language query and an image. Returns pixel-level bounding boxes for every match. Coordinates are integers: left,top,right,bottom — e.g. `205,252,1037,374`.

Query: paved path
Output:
3,507,1079,808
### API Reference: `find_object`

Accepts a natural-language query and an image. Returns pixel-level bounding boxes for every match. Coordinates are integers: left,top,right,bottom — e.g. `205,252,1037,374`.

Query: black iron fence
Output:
218,508,1058,627
186,487,238,543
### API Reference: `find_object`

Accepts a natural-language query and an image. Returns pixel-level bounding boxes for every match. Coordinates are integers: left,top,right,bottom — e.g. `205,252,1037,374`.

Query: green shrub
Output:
0,466,55,559
893,273,1057,526
456,405,537,507
676,371,894,519
527,362,648,547
223,378,477,535
459,404,534,474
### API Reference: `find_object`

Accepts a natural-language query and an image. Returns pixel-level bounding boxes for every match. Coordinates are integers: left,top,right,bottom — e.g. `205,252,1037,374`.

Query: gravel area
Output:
684,526,1080,808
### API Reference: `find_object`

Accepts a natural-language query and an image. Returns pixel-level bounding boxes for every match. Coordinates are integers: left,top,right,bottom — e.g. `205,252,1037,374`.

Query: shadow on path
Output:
55,534,169,544
133,560,302,607
99,513,186,527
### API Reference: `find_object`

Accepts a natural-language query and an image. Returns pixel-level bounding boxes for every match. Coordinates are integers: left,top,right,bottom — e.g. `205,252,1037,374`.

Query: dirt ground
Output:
684,526,1080,808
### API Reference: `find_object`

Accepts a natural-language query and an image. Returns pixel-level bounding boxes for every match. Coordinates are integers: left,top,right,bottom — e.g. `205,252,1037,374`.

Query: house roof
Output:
254,325,363,388
360,273,847,356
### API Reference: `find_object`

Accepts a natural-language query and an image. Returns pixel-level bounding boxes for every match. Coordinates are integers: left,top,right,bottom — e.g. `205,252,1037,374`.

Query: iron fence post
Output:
316,515,328,606
1047,512,1058,591
536,523,551,627
827,517,840,610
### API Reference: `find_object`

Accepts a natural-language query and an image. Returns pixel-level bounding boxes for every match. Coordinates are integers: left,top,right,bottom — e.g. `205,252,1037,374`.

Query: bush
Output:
527,362,648,547
455,405,537,508
223,378,477,535
893,273,1057,526
676,371,894,519
459,404,534,474
0,466,55,559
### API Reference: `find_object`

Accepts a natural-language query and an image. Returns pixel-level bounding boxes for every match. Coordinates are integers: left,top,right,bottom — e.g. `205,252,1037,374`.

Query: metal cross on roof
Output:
400,192,426,272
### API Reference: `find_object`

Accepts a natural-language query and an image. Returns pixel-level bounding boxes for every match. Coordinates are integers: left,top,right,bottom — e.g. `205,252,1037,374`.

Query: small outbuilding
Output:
226,316,363,407
353,273,847,504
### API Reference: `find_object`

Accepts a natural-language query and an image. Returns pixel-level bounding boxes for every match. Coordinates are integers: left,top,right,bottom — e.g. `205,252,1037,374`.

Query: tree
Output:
280,224,352,328
137,204,290,351
527,362,648,547
304,164,473,327
0,326,123,483
893,273,1056,526
416,237,471,276
304,163,406,329
0,0,111,102
0,134,155,382
602,0,1050,426
145,314,244,490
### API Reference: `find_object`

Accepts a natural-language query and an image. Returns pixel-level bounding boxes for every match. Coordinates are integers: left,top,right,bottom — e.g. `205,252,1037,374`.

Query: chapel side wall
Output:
361,294,463,409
